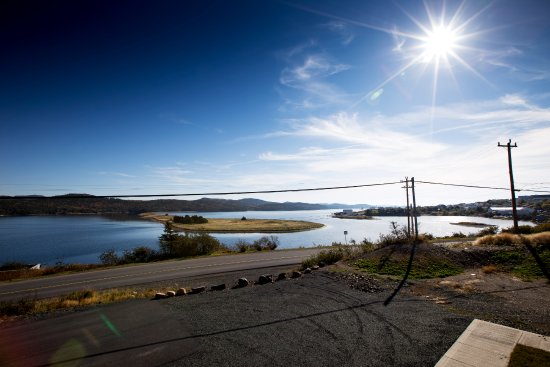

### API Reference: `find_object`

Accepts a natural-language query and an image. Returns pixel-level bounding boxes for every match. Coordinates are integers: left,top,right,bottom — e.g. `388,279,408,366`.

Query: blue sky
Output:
1,0,550,205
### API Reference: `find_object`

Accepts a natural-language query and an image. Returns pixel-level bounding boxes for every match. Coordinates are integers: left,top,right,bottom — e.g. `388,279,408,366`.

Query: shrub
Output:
99,249,120,265
301,247,345,270
377,222,410,247
452,232,467,238
121,246,158,263
173,215,208,224
234,239,249,253
360,238,376,253
502,225,534,234
475,226,499,237
533,222,550,233
252,236,279,251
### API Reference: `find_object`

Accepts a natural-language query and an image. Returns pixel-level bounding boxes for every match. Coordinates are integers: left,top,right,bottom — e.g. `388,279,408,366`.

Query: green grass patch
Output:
487,248,550,280
508,344,550,367
354,257,463,279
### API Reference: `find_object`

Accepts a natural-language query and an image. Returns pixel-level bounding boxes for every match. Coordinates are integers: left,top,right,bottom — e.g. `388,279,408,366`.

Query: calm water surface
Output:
0,210,531,265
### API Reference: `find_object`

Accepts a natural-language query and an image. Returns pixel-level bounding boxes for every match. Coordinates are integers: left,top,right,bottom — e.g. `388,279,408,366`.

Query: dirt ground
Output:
406,269,550,335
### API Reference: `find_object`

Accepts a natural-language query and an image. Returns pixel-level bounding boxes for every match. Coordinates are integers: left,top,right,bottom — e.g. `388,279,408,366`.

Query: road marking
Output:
0,255,306,296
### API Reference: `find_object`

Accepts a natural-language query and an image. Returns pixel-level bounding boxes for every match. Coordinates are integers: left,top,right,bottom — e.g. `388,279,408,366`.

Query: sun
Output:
421,25,458,62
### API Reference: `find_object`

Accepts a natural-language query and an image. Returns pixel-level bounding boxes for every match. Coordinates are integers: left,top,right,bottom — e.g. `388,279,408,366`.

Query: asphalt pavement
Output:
0,271,472,367
0,249,322,301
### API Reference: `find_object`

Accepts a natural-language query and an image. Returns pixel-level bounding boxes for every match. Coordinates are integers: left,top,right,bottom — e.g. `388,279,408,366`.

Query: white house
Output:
488,207,534,216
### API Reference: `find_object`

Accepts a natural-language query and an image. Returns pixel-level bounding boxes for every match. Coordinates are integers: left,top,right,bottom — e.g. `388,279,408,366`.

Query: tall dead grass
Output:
474,231,550,247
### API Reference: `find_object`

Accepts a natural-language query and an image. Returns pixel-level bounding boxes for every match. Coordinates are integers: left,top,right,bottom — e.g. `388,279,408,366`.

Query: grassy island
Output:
140,213,324,233
450,221,492,227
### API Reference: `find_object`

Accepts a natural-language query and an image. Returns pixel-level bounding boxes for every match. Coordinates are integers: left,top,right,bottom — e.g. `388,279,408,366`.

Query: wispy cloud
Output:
279,52,352,109
324,21,355,45
244,95,550,203
97,171,135,178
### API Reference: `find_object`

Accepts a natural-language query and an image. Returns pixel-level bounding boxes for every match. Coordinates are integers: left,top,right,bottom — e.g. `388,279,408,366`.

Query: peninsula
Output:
140,213,324,233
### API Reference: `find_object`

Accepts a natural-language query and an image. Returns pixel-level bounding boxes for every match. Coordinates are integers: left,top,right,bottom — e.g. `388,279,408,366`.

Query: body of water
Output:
0,210,531,265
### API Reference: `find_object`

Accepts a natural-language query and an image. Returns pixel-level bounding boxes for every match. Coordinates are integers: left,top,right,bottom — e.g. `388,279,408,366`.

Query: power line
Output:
0,181,403,200
415,180,512,191
415,180,550,194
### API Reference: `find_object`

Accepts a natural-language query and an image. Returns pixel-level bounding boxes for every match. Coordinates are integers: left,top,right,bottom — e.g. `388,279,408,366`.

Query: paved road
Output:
0,272,472,366
0,249,322,301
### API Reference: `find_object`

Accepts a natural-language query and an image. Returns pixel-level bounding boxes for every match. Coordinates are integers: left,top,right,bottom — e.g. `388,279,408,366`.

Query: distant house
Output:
488,207,534,217
342,209,354,215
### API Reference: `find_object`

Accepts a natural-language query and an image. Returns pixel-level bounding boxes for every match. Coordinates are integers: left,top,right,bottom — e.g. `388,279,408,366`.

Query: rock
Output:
211,283,226,291
176,288,187,296
191,286,206,294
304,268,312,274
166,291,176,297
154,292,166,300
277,272,287,281
318,262,326,268
257,274,273,285
312,265,320,270
235,278,249,288
291,271,302,278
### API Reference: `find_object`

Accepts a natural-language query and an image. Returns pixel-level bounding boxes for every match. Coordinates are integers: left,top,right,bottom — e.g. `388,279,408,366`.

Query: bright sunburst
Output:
351,2,491,112
421,25,458,62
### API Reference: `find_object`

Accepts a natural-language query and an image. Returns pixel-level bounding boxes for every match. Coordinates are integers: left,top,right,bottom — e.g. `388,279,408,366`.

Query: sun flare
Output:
421,25,457,62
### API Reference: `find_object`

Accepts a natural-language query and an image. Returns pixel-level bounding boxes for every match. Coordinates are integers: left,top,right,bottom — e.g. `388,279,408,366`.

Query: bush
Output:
377,222,410,247
253,236,279,251
99,249,120,265
301,247,345,270
502,225,534,234
452,232,467,238
234,239,249,253
173,215,208,224
533,222,550,233
121,246,158,263
475,226,499,237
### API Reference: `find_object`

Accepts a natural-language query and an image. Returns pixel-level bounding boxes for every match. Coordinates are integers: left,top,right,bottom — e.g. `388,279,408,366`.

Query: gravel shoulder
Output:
407,269,550,335
162,270,471,367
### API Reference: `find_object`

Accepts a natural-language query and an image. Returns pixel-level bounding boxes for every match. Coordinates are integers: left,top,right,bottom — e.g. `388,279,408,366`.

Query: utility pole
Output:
403,177,411,238
411,177,419,240
498,139,519,232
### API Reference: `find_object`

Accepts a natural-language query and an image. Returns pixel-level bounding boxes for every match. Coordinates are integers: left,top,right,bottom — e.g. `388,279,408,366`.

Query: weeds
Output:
0,288,158,318
355,257,463,279
231,236,279,252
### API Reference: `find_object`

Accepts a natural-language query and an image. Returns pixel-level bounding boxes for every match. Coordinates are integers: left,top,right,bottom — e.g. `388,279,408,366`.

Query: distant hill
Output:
0,195,367,216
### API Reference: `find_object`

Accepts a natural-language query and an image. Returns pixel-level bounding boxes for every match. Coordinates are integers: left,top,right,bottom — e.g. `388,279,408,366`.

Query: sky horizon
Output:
2,0,550,206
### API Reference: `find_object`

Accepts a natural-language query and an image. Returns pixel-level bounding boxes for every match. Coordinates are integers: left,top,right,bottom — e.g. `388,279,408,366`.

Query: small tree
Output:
159,221,177,255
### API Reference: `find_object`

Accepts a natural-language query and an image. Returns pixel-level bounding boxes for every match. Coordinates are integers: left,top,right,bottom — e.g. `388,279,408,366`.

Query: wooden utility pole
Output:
411,177,419,240
404,177,411,238
498,139,519,232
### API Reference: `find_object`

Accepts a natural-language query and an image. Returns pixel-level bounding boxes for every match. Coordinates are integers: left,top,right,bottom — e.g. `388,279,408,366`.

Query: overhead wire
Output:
0,181,403,200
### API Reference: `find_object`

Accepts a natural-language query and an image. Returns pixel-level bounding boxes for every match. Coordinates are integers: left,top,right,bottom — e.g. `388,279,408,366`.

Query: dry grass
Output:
473,233,522,247
141,213,324,233
482,264,498,274
473,231,550,248
526,232,550,246
0,288,160,318
0,264,105,282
